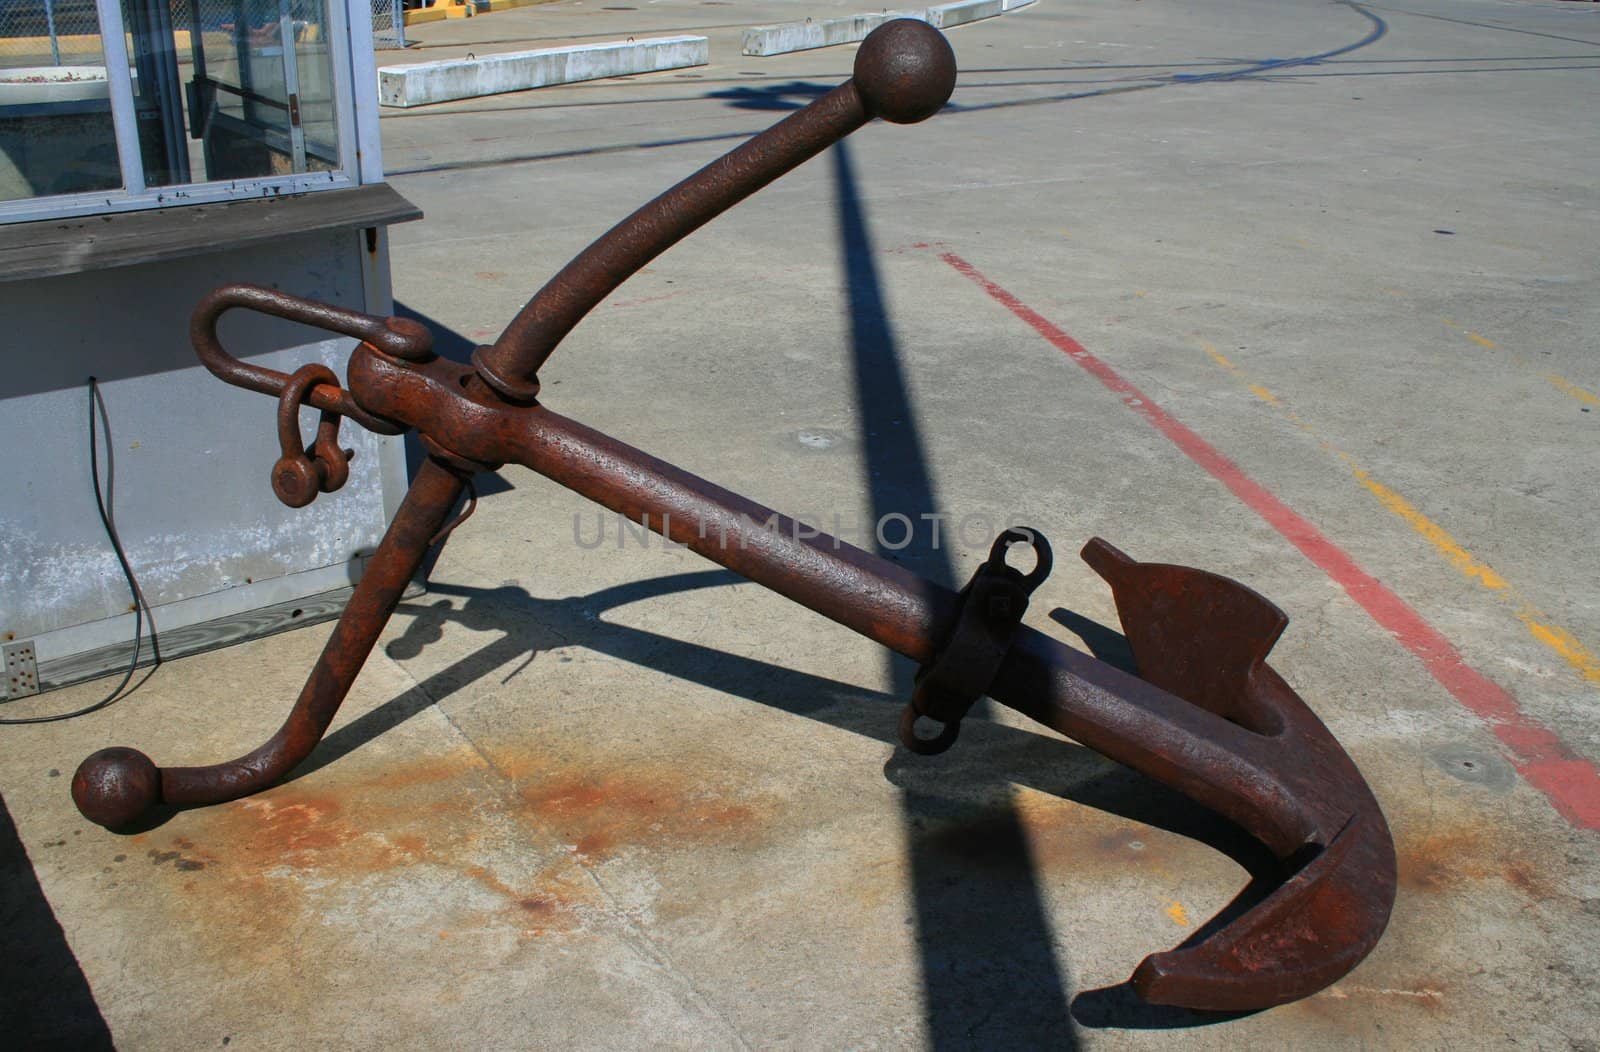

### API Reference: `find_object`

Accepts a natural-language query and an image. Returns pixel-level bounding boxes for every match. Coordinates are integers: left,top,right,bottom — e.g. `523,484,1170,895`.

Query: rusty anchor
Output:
70,20,1395,1013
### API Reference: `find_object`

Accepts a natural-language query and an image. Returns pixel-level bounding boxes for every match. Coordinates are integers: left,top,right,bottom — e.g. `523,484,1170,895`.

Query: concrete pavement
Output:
4,0,1598,1047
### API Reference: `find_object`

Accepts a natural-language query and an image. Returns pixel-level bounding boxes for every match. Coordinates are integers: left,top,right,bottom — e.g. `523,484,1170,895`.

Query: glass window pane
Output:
124,0,193,186
0,1,122,201
291,2,338,172
177,0,343,183
1,0,346,208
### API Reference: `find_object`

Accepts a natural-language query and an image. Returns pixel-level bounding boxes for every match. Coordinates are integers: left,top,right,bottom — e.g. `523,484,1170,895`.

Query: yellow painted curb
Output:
0,27,328,55
402,0,563,26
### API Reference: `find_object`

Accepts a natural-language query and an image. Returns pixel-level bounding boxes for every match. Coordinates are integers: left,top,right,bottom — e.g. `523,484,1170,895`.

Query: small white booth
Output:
0,0,418,696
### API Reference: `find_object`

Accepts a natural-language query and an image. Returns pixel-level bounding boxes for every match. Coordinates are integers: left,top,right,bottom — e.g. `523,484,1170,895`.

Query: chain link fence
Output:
372,0,405,49
1,1,107,68
1,1,404,68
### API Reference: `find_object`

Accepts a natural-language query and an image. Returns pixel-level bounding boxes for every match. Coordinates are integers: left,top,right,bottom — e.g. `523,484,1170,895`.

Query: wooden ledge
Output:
0,183,422,283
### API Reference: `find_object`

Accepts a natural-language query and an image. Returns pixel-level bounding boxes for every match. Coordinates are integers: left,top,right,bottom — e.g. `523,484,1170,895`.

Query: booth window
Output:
0,0,358,220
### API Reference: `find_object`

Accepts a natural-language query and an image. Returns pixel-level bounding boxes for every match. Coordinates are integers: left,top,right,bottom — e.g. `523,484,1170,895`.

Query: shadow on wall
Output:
0,229,371,401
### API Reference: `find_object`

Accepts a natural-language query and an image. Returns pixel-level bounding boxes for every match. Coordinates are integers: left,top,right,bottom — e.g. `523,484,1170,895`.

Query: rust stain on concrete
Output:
1012,791,1193,878
233,796,360,857
1396,825,1555,900
151,744,603,957
127,733,782,973
489,743,777,861
521,772,759,859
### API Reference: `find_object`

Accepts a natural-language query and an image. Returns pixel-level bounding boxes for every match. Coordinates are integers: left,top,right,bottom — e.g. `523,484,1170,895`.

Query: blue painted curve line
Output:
1173,0,1388,82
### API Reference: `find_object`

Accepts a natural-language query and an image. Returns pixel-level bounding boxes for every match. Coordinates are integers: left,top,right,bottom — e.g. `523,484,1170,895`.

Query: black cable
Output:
0,378,159,725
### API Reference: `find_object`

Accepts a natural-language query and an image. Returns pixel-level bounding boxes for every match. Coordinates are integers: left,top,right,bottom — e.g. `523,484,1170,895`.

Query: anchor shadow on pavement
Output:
299,572,1278,1035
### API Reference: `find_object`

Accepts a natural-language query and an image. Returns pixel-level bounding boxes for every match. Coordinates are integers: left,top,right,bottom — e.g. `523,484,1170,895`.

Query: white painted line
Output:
378,35,709,108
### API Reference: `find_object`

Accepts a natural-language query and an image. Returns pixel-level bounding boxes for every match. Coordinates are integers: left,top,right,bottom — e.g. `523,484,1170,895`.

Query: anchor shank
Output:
345,346,1321,855
501,404,1312,854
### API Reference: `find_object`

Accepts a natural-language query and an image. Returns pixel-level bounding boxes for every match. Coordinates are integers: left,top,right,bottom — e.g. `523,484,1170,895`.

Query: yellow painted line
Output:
1195,339,1600,686
1437,317,1597,408
1247,383,1280,406
1521,616,1600,682
1164,901,1191,927
1543,373,1600,406
1346,467,1509,591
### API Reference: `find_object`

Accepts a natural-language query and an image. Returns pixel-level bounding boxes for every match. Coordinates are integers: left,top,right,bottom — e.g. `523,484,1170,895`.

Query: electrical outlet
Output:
4,640,38,700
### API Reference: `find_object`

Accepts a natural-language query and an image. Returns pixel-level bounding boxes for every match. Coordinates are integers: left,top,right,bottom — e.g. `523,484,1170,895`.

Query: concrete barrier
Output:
378,35,709,108
925,0,1005,29
743,0,1030,58
741,14,898,57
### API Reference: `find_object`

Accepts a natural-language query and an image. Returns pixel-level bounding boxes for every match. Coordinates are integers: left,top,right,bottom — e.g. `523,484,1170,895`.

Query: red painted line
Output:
939,250,1600,832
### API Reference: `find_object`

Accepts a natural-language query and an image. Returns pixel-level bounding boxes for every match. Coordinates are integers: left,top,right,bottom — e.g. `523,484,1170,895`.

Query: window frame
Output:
0,0,370,224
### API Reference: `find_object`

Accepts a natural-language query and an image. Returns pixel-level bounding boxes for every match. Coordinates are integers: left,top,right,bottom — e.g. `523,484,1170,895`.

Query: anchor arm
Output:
997,623,1396,1010
71,458,466,828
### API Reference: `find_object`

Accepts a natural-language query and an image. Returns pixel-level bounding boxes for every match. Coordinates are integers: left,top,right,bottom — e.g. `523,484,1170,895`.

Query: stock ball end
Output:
73,747,161,829
854,19,957,125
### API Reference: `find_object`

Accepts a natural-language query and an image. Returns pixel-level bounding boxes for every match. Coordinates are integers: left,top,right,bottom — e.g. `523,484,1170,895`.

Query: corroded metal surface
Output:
70,19,1394,1013
900,528,1054,756
74,458,467,826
